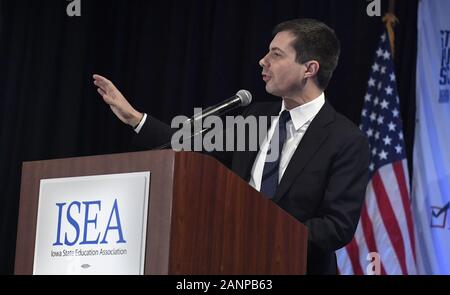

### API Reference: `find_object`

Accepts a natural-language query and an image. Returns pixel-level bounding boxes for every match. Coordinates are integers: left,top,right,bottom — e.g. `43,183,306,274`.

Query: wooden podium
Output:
15,150,307,274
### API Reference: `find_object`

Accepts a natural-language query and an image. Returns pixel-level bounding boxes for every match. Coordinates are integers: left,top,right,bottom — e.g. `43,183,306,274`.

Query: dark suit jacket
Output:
134,100,370,274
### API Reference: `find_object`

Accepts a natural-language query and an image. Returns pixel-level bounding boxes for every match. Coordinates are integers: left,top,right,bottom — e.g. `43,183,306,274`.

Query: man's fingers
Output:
97,88,114,104
93,80,107,92
93,74,113,89
93,74,108,85
95,81,116,98
93,74,121,104
97,79,117,95
94,79,109,91
93,74,111,84
97,88,106,96
93,74,105,80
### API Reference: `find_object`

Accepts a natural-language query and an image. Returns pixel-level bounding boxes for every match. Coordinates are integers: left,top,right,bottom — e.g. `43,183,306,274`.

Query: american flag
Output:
336,29,417,275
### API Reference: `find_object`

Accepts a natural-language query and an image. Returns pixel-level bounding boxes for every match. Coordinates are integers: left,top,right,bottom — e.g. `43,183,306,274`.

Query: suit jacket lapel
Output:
273,101,336,203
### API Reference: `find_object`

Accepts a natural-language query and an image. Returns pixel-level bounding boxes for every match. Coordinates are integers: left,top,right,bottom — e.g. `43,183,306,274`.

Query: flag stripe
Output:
359,203,387,275
337,249,353,274
377,164,415,274
365,181,403,274
393,160,417,262
372,171,408,274
353,215,372,274
366,182,402,274
345,239,364,275
337,214,371,275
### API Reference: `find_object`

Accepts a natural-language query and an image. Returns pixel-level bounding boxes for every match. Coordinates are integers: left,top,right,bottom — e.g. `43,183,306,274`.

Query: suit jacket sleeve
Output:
131,114,234,168
304,132,370,253
132,115,176,150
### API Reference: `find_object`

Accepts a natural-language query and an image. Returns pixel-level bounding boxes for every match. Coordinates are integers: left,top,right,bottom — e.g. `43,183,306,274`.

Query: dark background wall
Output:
0,0,417,274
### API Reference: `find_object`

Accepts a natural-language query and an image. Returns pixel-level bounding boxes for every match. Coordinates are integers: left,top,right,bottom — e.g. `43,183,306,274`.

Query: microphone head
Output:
236,89,252,106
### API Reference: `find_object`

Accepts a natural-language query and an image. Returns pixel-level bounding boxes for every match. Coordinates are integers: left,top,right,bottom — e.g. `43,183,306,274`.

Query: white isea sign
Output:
33,172,150,275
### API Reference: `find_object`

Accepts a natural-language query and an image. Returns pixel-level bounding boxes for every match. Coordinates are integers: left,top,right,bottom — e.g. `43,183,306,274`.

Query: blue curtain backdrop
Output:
0,0,417,274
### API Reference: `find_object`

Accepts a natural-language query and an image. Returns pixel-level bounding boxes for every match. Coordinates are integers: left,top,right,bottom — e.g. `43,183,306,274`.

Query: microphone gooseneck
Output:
187,89,252,123
153,90,253,150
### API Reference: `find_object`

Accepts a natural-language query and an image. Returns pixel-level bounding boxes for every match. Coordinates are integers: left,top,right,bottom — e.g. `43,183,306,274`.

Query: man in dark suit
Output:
93,18,369,274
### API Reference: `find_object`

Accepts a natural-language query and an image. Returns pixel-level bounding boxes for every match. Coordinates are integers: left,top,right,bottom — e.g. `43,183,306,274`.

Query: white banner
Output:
33,172,150,275
413,0,450,275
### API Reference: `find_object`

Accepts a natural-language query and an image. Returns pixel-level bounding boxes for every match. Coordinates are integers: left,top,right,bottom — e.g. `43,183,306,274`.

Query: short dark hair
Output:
273,18,340,90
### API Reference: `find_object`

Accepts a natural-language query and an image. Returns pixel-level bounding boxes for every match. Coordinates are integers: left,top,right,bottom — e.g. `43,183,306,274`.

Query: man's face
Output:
259,31,307,98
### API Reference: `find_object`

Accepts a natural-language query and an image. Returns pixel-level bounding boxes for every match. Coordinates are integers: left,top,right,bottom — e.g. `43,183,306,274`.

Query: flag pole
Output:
382,0,398,56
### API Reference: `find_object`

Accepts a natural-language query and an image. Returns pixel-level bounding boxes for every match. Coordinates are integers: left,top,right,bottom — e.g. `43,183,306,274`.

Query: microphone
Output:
153,90,252,150
186,89,252,123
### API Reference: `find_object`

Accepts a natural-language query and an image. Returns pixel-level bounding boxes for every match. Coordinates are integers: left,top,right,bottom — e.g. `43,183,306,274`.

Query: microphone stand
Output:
152,105,240,151
152,126,210,150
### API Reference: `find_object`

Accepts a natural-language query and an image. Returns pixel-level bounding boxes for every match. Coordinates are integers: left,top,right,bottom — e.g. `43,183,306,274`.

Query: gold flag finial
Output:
382,1,398,56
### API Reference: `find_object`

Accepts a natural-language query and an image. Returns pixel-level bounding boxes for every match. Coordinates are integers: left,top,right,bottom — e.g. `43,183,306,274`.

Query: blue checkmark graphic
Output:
432,202,450,217
431,202,450,228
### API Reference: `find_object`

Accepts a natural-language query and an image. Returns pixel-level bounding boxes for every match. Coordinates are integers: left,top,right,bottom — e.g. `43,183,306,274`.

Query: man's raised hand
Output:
93,74,143,127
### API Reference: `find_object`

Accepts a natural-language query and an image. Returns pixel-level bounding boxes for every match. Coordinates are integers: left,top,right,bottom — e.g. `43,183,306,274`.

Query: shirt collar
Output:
280,92,325,131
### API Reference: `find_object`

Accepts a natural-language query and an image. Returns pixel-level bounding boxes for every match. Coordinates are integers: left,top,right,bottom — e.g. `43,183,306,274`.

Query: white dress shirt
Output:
249,93,325,191
134,113,147,133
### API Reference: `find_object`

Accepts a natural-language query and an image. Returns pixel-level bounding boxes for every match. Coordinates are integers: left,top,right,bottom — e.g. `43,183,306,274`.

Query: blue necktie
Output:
260,110,292,199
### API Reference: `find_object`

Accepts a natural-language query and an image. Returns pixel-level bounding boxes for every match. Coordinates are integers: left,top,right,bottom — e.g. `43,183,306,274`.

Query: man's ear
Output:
304,60,320,79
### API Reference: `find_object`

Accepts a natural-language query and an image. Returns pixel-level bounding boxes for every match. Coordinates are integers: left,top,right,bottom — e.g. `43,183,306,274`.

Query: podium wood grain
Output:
15,150,307,274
